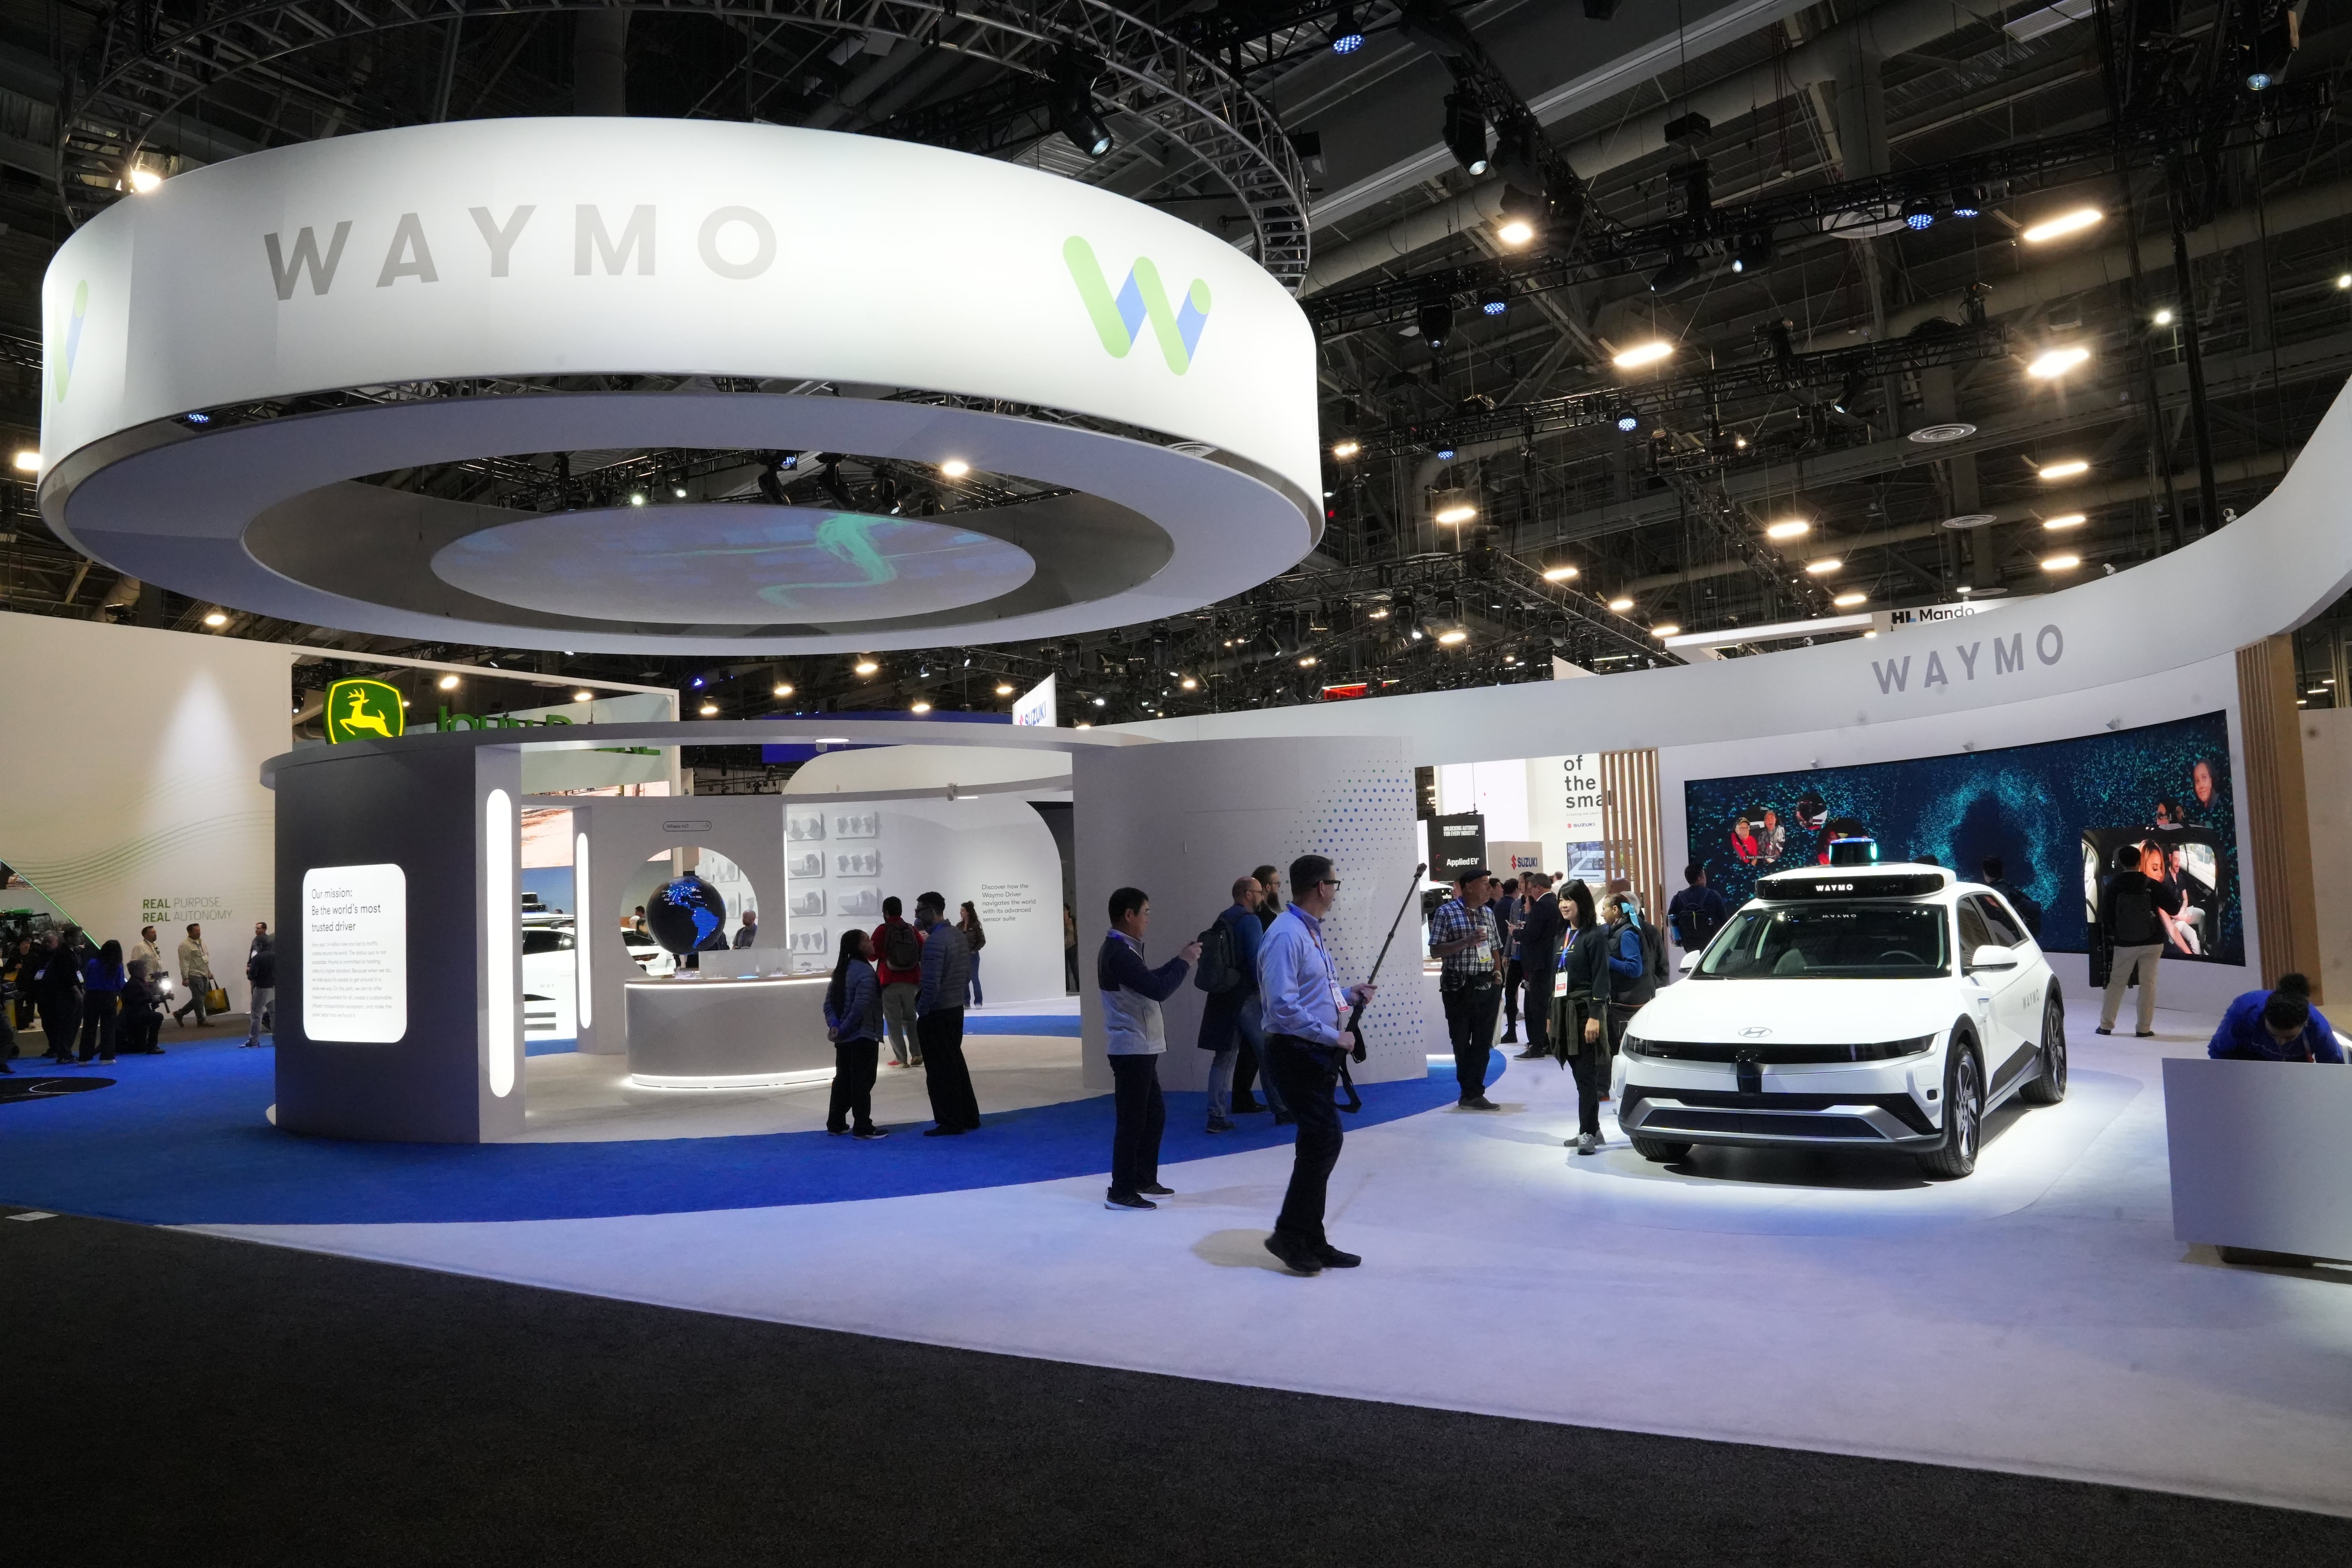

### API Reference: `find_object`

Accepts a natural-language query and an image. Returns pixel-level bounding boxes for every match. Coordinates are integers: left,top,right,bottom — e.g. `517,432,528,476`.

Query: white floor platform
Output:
196,1008,2352,1518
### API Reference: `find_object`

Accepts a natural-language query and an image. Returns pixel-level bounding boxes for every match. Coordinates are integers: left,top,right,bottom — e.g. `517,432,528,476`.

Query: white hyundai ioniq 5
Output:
1613,864,2066,1178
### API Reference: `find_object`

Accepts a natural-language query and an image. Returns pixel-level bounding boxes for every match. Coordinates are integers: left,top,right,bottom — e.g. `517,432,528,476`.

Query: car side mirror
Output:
1969,943,2019,971
1679,950,1702,972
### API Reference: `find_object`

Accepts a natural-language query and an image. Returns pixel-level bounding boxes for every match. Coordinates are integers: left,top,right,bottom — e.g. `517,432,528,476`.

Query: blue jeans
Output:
1206,1045,1238,1121
966,950,983,1007
1236,994,1284,1115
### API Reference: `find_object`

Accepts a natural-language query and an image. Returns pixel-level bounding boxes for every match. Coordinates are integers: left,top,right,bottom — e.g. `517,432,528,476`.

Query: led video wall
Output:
1682,710,2241,962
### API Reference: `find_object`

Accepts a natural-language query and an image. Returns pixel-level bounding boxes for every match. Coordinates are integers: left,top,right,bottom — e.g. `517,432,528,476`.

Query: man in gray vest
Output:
1098,885,1200,1210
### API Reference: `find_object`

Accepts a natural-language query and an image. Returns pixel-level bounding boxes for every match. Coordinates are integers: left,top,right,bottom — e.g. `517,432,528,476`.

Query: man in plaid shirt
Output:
1429,867,1506,1110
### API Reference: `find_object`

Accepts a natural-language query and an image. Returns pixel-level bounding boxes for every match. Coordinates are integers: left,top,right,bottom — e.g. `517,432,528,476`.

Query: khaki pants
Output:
2100,944,2162,1032
881,982,920,1065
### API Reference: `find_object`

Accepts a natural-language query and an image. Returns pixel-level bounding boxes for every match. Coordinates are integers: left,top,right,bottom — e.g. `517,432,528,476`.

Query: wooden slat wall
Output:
2236,635,2324,999
1600,748,1668,922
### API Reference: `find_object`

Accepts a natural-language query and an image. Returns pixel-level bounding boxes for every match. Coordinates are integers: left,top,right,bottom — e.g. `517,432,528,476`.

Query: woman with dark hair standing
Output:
80,938,127,1064
1551,881,1614,1155
959,900,987,1006
822,929,890,1139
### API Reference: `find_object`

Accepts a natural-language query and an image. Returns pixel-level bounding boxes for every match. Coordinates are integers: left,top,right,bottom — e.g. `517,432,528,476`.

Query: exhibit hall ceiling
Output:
1,0,2347,754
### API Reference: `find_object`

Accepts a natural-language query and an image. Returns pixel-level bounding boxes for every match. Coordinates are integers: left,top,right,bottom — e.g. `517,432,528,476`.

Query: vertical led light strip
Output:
573,829,594,1031
485,787,517,1097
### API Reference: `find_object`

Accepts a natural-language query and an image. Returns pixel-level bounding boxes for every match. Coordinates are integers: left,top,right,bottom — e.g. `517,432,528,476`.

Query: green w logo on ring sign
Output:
1064,237,1212,374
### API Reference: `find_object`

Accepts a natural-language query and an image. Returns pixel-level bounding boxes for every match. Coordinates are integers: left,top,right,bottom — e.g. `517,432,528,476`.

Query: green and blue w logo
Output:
1064,236,1212,374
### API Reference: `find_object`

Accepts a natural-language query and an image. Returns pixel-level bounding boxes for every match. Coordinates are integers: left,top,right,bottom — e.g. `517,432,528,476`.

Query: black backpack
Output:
1193,918,1240,994
882,921,921,971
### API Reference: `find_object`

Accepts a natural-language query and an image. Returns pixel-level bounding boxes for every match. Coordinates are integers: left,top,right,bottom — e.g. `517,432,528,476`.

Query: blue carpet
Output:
525,1036,577,1057
964,1014,1081,1036
0,1040,1500,1228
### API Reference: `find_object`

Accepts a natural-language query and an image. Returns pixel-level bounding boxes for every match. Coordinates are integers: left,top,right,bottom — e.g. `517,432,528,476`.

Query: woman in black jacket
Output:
1551,881,1614,1154
822,929,889,1140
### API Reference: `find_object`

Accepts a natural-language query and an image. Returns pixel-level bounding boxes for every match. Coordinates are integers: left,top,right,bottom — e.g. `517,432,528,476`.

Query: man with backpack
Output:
2098,843,2180,1037
1194,874,1268,1133
1979,857,2044,939
1664,863,1727,970
1604,891,1669,1047
870,896,925,1068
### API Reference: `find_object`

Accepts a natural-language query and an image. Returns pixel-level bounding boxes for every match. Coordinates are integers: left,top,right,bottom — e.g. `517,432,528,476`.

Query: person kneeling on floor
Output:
1100,886,1200,1211
2207,972,2346,1063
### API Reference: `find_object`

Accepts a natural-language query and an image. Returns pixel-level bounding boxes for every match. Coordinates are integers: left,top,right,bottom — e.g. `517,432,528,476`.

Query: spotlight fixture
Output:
202,610,228,628
1442,92,1489,176
853,657,879,676
437,673,461,690
1367,606,1390,620
911,700,933,714
2037,459,2090,480
1092,696,1106,707
1418,300,1453,350
773,682,795,697
1948,187,1983,219
671,483,688,498
1298,656,1318,668
1764,518,1810,541
1330,4,1365,52
573,691,593,702
2027,346,2091,379
1496,217,1535,247
1435,446,1457,462
1331,438,1362,460
2042,513,2087,530
1613,341,1673,369
1649,623,1681,639
1613,404,1640,433
1437,629,1468,645
1832,592,1868,608
183,412,211,425
2338,274,2351,291
1901,195,1936,231
699,701,719,716
126,164,163,194
940,458,970,478
2021,207,2101,244
1804,557,1843,575
1479,286,1508,317
1047,49,1116,159
628,492,646,506
1832,372,1868,414
9,449,37,471
2041,553,2082,572
1432,493,1478,525
1180,677,1198,691
1648,250,1696,294
1607,596,1635,613
1730,232,1775,273
1542,564,1579,581
2153,308,2175,325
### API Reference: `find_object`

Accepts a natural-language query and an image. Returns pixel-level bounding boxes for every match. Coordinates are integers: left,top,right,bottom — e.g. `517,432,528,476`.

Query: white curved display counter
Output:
623,973,835,1090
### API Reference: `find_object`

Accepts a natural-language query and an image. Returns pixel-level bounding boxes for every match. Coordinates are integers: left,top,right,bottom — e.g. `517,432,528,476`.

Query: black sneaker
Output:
826,1126,849,1137
2134,1030,2157,1038
1206,1116,1235,1133
922,1125,963,1137
1515,1048,1547,1059
1314,1243,1361,1269
1500,1031,1518,1044
1232,1097,1264,1114
1104,1192,1156,1211
852,1127,890,1140
1263,1233,1323,1274
1140,1183,1175,1196
2095,1026,2114,1035
1458,1095,1501,1111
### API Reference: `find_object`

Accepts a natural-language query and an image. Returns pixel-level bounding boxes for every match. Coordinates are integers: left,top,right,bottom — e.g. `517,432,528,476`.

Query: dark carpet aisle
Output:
4,1208,2344,1568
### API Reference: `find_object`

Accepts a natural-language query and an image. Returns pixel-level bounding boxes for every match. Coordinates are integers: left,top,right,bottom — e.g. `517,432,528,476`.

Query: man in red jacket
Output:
871,895,926,1067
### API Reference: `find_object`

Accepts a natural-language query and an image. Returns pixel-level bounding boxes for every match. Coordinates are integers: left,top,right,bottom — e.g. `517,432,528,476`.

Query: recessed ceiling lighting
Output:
2028,346,2091,378
2037,459,2090,480
1833,592,1868,607
1650,623,1681,638
1437,629,1468,645
1543,565,1578,581
1613,341,1673,369
2041,553,2082,572
1805,557,1843,575
2021,207,2101,243
438,673,461,690
202,610,228,627
853,658,879,676
1765,518,1810,540
1607,596,1634,613
2042,513,2087,530
773,682,794,697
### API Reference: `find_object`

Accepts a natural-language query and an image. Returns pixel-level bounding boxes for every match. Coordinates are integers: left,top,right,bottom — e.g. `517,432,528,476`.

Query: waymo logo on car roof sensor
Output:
1064,236,1212,374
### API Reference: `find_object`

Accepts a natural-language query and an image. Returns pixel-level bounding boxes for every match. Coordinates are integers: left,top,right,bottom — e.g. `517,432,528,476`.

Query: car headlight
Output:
1620,1032,1645,1056
1852,1034,1937,1061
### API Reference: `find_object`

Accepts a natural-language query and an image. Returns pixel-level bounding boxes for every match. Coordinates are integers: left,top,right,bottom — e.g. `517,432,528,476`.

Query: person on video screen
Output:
1729,817,1762,863
2191,758,2219,816
1757,808,1786,864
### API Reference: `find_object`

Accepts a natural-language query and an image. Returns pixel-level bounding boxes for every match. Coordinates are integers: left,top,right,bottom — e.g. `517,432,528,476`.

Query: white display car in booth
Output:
1613,864,2066,1178
521,918,578,1043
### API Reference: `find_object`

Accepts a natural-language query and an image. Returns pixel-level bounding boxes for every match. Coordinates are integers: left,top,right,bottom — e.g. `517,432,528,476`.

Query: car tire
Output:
1629,1135,1691,1162
1916,1035,1982,1179
2018,988,2067,1105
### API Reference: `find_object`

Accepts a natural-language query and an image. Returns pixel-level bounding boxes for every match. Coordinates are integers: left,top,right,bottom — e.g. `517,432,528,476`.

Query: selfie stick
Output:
1342,861,1429,1067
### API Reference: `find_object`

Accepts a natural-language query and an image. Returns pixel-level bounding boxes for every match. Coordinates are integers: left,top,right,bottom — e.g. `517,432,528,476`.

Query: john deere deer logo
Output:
325,678,405,743
1063,237,1211,374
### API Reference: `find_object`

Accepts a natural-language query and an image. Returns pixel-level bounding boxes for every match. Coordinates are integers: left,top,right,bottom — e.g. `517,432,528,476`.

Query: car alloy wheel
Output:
1918,1036,1982,1178
2021,992,2067,1105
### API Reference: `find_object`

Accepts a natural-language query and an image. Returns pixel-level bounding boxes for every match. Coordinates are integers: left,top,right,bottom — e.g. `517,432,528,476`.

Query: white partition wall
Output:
1073,735,1439,1092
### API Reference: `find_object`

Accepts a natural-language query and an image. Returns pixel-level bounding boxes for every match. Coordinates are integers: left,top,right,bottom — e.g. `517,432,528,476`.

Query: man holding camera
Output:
1256,853,1378,1276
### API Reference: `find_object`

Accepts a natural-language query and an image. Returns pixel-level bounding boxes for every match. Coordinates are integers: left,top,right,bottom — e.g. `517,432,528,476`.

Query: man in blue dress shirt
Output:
1256,852,1379,1275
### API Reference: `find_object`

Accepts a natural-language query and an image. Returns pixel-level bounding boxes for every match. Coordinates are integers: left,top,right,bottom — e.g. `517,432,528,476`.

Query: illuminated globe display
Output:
644,875,729,955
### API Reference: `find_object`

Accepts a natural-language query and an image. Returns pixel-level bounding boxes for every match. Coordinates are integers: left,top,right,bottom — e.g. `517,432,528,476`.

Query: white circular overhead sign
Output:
37,119,1320,653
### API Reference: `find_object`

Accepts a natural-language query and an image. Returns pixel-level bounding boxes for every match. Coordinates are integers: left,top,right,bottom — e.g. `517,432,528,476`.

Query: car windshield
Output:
1694,901,1951,980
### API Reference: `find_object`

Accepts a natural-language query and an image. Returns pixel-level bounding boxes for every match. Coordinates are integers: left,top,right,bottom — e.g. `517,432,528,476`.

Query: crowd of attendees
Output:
1,919,274,1073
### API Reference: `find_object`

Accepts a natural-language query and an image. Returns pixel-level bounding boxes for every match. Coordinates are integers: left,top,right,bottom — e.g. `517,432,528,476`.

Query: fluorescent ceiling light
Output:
773,682,794,697
2042,513,2086,530
994,682,1016,696
2022,208,2101,243
698,701,719,716
1649,623,1682,639
1180,677,1198,691
1804,557,1843,574
1832,592,1867,607
1764,518,1810,540
1613,341,1673,369
10,449,38,471
939,458,970,478
1433,501,1478,525
2041,553,2082,572
1607,596,1635,613
438,673,461,690
1436,629,1468,645
853,658,879,675
2028,346,2090,378
1542,565,1578,581
202,610,228,628
911,701,932,714
572,691,592,702
2036,459,2089,480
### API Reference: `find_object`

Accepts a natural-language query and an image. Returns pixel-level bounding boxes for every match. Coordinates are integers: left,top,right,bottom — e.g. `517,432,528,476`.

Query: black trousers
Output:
1443,981,1502,1101
1522,960,1556,1058
1564,1003,1613,1136
78,992,119,1061
827,1037,880,1132
1268,1035,1344,1244
917,1009,981,1130
126,1000,161,1052
40,994,79,1059
1107,1052,1166,1197
1504,958,1526,1028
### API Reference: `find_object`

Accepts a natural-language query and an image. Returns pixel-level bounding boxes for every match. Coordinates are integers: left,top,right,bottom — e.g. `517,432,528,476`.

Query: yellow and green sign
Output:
324,678,405,743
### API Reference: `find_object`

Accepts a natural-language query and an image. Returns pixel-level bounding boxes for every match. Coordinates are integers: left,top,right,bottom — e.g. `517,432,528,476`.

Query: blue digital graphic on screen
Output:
1683,711,2240,962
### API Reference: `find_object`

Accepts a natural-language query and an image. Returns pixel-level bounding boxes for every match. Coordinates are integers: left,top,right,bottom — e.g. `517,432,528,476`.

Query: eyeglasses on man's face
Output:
1318,878,1342,891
